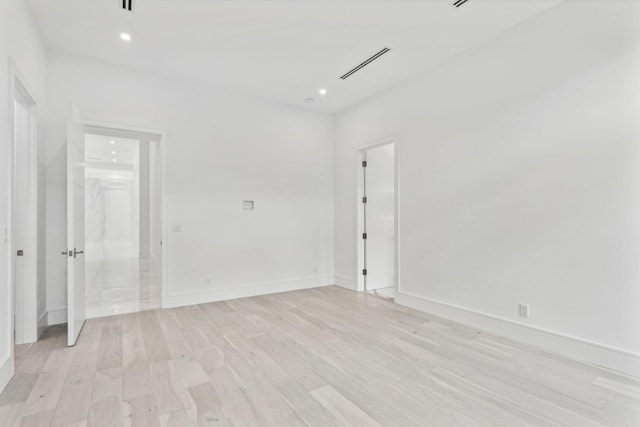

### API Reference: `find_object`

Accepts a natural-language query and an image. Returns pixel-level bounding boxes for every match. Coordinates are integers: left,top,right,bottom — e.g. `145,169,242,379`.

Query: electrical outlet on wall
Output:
205,277,212,287
313,266,318,274
518,304,530,318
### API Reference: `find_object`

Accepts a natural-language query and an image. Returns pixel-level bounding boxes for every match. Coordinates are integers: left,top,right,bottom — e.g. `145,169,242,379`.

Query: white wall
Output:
335,0,640,375
45,53,334,311
0,0,48,391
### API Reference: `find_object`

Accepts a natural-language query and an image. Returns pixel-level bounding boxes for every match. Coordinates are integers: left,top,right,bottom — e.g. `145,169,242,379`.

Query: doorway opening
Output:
83,126,163,318
357,138,398,299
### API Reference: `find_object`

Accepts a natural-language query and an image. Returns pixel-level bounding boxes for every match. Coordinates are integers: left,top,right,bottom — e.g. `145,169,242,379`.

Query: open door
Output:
66,104,86,346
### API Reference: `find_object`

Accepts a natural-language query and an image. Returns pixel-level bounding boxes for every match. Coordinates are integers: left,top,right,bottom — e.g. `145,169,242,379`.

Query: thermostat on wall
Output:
243,200,254,210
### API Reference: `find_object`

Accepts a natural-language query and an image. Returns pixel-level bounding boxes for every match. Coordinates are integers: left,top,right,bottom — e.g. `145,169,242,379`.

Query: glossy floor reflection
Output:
85,241,161,318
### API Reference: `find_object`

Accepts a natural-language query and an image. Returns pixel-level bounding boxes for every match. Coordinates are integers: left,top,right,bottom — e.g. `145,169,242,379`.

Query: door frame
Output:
355,135,399,294
81,119,168,309
8,59,40,345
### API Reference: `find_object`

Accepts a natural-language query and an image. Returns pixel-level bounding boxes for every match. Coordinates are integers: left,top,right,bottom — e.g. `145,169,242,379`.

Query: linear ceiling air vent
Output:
122,0,133,12
339,47,391,80
453,0,471,7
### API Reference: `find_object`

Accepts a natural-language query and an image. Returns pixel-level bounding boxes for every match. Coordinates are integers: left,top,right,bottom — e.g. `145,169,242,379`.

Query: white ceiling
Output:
85,133,139,168
27,0,562,112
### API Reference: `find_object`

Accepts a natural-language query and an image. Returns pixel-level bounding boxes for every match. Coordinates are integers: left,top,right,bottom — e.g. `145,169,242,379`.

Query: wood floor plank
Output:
96,317,123,371
50,349,99,427
14,409,55,427
310,384,381,427
0,402,23,427
123,313,154,400
138,312,172,364
125,393,160,427
88,395,123,427
20,347,75,417
2,286,637,427
187,383,232,426
149,361,187,416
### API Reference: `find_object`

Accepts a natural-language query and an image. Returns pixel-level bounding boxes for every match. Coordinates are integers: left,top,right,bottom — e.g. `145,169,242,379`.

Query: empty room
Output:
0,0,639,426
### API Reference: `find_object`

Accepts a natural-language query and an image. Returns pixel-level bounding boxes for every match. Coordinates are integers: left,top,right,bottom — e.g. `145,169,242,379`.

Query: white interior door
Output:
13,85,38,345
67,104,86,346
364,144,396,291
13,99,28,343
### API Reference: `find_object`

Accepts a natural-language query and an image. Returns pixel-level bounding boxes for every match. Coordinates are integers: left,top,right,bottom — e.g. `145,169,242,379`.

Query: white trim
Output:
46,306,68,326
0,354,13,393
356,135,399,294
334,274,357,290
396,290,640,378
164,275,334,309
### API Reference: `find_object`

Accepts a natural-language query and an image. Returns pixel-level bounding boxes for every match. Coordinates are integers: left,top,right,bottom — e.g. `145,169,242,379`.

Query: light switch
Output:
172,224,182,232
243,201,254,210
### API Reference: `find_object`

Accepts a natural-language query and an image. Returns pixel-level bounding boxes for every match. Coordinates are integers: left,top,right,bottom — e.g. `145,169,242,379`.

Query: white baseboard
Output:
47,306,67,326
334,275,357,290
0,354,14,394
163,275,334,309
396,290,640,378
37,310,48,338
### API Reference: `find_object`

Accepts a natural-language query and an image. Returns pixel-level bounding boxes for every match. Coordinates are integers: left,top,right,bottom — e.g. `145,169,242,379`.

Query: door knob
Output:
74,248,84,258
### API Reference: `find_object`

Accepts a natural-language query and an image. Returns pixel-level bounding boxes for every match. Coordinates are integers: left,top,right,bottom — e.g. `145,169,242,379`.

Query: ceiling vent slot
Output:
122,0,133,12
453,0,471,7
339,47,391,80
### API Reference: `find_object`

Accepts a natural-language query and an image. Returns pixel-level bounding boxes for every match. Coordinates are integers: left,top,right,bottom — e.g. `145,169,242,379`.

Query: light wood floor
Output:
0,286,638,426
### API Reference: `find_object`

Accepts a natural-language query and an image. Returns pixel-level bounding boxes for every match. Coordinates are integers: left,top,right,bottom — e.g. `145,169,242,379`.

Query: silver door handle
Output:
74,249,84,258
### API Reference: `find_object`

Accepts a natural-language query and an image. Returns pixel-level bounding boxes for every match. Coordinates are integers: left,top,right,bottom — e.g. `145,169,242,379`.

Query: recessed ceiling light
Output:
120,33,131,42
112,159,117,162
112,151,116,155
110,140,115,144
319,88,327,96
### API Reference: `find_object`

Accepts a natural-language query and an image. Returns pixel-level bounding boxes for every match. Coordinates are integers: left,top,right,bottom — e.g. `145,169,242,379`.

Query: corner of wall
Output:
37,310,48,338
333,275,357,291
46,306,67,326
164,275,334,309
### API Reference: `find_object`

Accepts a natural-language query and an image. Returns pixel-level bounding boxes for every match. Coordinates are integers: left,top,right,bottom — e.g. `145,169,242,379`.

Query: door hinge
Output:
362,269,367,276
362,233,367,239
16,250,23,256
362,197,367,203
362,160,367,167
